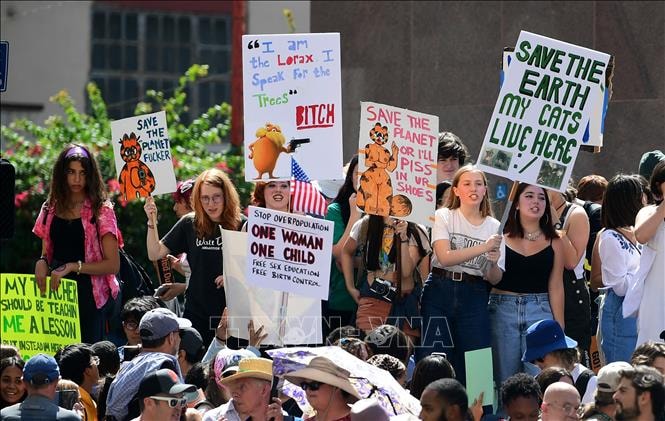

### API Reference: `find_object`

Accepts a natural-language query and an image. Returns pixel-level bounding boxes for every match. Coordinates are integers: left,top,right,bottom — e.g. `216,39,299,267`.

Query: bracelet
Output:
147,223,155,229
37,256,49,265
215,336,227,343
77,260,82,275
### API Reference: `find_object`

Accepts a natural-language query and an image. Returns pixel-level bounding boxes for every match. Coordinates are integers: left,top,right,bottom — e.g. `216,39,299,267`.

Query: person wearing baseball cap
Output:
133,368,196,421
523,319,597,404
579,361,632,420
177,326,205,377
106,308,191,420
1,353,80,420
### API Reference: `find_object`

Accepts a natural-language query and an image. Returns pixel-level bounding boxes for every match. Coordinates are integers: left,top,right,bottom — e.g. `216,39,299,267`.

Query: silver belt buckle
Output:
451,271,463,282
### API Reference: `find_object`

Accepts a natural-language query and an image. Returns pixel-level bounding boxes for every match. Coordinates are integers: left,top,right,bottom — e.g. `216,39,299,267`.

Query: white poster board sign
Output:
110,111,177,201
242,33,343,181
357,102,438,227
246,206,333,300
479,31,610,192
223,229,322,345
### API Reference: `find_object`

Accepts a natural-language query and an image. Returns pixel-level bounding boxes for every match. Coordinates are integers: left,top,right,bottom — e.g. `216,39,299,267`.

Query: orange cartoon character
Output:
356,123,399,216
118,132,156,201
248,123,293,180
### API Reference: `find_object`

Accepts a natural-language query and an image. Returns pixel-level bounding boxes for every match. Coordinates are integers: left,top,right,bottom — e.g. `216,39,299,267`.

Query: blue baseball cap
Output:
22,353,60,385
522,319,577,362
139,308,191,341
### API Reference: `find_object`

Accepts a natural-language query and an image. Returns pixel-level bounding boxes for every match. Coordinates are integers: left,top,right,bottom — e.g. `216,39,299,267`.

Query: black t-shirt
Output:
162,215,237,321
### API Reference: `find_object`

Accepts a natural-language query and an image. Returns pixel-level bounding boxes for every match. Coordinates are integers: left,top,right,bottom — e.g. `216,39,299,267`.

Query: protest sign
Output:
479,31,610,192
223,229,322,345
246,206,333,300
501,48,611,151
242,33,342,181
357,102,438,226
111,111,177,201
1,274,80,359
465,347,495,408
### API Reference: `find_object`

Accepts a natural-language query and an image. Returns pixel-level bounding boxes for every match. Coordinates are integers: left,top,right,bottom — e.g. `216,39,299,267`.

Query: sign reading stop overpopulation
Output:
478,31,611,191
246,206,333,300
1,274,80,359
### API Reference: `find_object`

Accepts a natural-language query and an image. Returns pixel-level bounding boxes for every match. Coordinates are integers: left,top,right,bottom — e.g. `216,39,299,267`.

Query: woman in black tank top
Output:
485,183,565,386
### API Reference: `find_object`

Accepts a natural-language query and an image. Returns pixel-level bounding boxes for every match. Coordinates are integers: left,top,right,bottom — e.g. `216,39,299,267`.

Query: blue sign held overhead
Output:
0,41,8,92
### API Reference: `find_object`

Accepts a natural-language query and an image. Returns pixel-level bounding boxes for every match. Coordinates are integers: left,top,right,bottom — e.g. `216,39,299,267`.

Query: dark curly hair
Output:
501,372,542,407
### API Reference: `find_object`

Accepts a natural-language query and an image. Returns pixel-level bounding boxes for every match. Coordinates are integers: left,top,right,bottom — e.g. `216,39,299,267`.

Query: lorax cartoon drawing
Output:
118,132,156,200
248,123,291,180
357,122,399,216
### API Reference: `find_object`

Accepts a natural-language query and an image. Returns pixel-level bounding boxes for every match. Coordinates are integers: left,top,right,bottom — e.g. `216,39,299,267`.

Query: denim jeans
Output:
488,293,553,386
599,289,637,363
417,272,491,386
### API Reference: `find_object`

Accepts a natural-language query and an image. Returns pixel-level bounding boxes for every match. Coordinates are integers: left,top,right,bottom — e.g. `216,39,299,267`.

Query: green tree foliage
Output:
1,64,252,275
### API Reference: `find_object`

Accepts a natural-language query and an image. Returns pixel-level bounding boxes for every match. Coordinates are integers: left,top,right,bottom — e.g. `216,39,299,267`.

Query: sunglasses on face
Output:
300,381,322,391
149,396,187,408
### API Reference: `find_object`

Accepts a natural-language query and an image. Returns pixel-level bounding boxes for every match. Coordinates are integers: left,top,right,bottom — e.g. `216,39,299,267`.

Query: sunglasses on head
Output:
149,396,187,408
300,381,322,391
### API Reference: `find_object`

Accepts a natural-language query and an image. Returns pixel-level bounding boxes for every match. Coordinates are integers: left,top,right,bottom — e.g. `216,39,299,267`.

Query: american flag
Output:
291,159,328,217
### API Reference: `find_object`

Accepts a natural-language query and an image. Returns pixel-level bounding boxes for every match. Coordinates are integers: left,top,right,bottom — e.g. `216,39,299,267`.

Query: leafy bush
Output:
0,64,252,276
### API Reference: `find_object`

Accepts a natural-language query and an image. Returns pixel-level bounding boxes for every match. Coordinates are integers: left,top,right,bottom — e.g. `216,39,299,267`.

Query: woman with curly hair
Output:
33,144,121,344
144,168,244,344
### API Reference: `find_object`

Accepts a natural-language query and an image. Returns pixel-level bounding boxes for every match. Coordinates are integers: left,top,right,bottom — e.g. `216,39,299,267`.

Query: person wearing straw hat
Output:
284,357,361,421
208,357,285,421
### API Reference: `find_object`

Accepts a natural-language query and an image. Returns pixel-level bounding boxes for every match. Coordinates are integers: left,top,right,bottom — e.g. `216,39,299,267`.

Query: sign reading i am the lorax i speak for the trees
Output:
246,206,333,300
111,111,177,202
242,33,342,182
478,31,611,192
1,274,80,360
357,102,438,227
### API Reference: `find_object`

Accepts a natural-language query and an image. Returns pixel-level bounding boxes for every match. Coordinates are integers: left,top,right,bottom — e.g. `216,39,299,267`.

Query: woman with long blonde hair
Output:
144,168,243,344
416,165,501,387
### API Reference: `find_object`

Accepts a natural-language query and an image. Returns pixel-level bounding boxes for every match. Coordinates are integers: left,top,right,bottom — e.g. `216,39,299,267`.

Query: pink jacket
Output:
33,199,122,309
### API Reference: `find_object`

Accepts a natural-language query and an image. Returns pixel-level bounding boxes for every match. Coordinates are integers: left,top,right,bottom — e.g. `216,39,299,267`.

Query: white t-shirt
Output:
598,229,642,296
431,207,500,276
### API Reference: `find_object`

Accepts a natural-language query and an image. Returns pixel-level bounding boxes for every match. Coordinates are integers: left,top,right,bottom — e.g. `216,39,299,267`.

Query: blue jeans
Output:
488,293,552,386
417,272,491,386
599,289,637,363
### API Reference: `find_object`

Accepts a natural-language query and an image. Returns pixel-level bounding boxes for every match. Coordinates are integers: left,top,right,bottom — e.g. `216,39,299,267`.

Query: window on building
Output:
90,6,230,123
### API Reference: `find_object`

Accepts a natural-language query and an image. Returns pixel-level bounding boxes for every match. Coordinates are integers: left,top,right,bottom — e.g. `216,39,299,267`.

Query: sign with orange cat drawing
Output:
357,102,439,227
242,33,342,181
111,111,177,201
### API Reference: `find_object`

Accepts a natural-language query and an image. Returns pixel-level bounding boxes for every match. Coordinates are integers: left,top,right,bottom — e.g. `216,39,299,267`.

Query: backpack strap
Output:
575,369,594,398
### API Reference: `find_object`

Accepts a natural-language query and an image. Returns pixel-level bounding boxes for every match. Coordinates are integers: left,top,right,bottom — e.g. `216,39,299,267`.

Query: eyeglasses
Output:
200,194,224,205
300,381,322,391
547,402,582,416
149,396,187,408
90,356,100,366
122,321,139,331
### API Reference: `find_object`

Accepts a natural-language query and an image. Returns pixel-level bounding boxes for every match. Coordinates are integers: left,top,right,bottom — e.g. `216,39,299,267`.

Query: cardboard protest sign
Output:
246,206,333,300
243,33,342,181
1,274,80,359
223,229,323,345
479,31,610,192
357,102,438,226
111,111,177,201
501,49,611,151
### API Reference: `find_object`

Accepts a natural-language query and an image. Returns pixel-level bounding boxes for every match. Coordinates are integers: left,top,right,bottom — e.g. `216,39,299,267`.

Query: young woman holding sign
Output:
485,182,565,386
33,144,121,344
144,168,244,345
416,165,501,387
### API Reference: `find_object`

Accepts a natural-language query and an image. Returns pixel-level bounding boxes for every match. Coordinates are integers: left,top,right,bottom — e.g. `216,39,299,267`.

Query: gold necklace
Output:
525,229,542,241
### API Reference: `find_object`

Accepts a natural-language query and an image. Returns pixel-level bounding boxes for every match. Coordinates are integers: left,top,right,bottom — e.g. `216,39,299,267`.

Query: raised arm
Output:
548,238,566,329
559,207,590,270
144,196,171,261
635,201,665,244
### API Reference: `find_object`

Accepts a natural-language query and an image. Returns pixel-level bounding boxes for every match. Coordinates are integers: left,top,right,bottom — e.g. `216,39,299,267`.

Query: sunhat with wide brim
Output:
284,356,361,399
219,357,273,385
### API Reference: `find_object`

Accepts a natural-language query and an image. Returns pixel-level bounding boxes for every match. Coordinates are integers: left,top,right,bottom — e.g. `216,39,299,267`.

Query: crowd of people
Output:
0,138,664,421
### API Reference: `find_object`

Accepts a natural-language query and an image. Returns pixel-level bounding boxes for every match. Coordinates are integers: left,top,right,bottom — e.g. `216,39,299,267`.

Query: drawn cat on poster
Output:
357,123,399,216
118,132,156,201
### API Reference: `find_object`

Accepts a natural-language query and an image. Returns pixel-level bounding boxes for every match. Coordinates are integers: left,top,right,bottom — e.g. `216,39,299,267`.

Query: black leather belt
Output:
431,266,484,283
